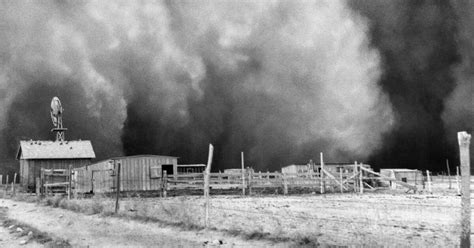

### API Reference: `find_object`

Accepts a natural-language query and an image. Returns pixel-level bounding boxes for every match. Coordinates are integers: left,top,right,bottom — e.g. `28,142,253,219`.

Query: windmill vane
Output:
50,96,67,141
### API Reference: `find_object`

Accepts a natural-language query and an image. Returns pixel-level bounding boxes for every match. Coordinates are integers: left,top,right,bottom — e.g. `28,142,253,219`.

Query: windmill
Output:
50,96,67,141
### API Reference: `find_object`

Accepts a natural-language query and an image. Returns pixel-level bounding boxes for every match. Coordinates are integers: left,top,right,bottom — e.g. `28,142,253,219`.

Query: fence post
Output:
162,171,167,198
447,159,452,189
359,164,363,194
457,166,461,195
204,144,214,228
68,164,72,200
241,152,245,196
426,170,432,194
248,168,253,196
115,161,121,214
320,153,325,194
458,131,471,247
4,175,8,197
12,173,17,196
283,173,288,195
340,169,343,194
353,162,357,193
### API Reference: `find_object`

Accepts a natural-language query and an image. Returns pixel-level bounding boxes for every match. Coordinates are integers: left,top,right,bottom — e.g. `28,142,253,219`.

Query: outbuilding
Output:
380,169,423,188
74,155,178,194
282,163,371,174
17,140,95,191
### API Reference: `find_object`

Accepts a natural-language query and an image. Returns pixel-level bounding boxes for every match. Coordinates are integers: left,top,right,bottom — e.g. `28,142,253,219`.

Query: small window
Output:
401,177,407,183
150,165,161,179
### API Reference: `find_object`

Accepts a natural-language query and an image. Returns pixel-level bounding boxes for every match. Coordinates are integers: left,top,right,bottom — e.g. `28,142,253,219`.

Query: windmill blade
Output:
50,96,63,116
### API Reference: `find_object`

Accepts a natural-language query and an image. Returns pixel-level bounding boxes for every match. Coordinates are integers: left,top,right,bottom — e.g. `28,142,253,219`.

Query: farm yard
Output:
0,176,470,247
2,146,472,247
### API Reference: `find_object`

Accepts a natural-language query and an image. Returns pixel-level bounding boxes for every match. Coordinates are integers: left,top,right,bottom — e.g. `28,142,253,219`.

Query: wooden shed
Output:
74,155,178,194
17,140,95,191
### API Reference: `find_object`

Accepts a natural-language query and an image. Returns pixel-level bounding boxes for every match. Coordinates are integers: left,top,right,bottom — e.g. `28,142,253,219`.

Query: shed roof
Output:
178,164,205,167
90,154,179,165
381,169,420,172
17,140,95,160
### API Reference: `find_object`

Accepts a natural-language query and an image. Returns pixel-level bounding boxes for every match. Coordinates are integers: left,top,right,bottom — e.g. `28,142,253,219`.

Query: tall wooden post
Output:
204,144,214,228
426,170,432,194
457,166,461,195
320,153,325,194
339,169,343,194
458,131,471,247
447,159,452,189
4,175,8,197
115,161,121,214
248,168,253,196
359,164,363,194
353,162,358,193
162,171,167,198
241,152,245,196
12,173,17,196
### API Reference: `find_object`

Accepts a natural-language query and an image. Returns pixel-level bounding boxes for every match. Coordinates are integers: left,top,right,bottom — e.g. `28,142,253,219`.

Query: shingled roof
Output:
17,140,96,159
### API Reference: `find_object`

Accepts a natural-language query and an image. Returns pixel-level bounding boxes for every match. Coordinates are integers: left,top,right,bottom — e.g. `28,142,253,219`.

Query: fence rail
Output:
31,162,421,199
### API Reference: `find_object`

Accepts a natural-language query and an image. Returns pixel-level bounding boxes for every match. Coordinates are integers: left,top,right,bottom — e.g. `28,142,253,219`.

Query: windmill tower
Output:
50,96,67,141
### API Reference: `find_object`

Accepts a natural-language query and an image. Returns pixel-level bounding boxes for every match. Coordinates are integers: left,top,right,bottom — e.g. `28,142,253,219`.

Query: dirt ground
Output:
0,212,42,248
0,184,470,247
134,191,465,247
0,199,290,247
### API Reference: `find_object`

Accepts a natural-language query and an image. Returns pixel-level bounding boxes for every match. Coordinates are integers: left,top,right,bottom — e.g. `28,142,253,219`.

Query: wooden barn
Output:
74,155,178,194
17,140,95,191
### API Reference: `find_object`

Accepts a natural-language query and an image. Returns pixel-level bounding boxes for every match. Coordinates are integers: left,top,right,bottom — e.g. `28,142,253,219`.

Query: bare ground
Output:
0,199,290,247
0,185,470,247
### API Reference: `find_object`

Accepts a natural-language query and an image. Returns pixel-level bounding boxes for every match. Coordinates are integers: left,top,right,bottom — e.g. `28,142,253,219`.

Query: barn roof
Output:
17,140,96,160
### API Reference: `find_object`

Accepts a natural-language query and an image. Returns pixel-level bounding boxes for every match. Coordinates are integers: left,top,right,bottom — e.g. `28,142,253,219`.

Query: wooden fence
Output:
33,163,418,197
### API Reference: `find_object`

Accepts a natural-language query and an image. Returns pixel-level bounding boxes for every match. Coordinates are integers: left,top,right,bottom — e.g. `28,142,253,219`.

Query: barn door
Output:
91,169,115,194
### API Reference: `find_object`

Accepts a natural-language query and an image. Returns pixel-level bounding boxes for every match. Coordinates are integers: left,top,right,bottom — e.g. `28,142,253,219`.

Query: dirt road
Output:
0,199,289,247
0,222,42,248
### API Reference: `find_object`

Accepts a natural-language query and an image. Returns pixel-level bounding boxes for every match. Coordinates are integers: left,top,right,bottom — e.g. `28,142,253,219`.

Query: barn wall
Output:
21,158,91,190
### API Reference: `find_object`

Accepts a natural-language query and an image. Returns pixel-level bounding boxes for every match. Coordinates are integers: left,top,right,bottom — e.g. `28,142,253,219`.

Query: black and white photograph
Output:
0,0,472,247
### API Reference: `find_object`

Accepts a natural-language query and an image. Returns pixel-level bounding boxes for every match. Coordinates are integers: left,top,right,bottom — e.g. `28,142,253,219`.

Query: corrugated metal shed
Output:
17,140,95,159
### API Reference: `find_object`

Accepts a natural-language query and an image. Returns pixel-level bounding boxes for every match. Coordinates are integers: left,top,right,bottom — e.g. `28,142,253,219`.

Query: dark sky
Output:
0,1,472,174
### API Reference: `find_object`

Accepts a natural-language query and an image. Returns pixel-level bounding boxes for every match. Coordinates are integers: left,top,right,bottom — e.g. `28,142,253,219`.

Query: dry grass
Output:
0,206,71,247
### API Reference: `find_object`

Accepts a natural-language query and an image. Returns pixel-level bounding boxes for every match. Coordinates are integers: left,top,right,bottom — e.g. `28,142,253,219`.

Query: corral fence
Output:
33,162,422,199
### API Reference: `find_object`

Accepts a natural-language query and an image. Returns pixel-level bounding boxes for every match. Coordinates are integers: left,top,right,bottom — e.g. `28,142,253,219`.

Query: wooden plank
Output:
320,152,324,194
322,168,348,190
358,166,417,191
204,144,214,228
241,152,245,196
